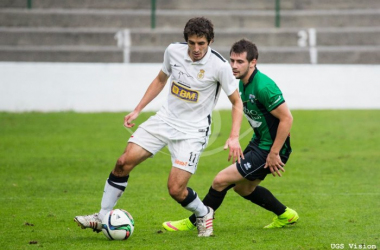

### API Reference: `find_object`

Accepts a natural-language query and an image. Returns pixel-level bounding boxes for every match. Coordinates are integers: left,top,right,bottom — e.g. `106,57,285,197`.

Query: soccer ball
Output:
101,209,134,240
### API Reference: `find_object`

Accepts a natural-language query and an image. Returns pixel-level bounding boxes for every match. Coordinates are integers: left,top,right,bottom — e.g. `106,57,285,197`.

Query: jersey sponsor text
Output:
171,81,199,102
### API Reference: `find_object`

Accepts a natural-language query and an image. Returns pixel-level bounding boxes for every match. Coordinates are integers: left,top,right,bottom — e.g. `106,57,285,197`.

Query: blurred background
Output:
1,0,379,64
1,0,379,112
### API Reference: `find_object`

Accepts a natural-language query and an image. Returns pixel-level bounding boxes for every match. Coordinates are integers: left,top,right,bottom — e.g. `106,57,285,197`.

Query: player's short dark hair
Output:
230,39,259,62
183,17,214,44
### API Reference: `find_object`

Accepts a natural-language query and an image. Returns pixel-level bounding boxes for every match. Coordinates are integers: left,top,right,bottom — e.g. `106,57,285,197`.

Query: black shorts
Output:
236,141,290,181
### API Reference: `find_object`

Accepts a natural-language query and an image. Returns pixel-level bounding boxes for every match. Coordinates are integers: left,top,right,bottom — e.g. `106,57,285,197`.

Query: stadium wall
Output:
1,62,379,112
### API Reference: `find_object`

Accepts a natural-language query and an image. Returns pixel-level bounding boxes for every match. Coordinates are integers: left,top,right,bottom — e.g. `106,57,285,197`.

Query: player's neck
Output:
242,67,256,85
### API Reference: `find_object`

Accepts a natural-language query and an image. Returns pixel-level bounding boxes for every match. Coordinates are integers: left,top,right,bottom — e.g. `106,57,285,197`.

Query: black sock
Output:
189,184,235,224
242,186,286,216
179,187,197,207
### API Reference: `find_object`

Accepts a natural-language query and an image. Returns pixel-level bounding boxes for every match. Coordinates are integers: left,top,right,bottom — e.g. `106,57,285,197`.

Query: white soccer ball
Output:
102,209,134,240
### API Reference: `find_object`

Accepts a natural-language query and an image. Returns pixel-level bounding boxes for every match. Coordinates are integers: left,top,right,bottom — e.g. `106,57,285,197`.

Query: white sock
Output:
98,180,127,220
184,196,208,218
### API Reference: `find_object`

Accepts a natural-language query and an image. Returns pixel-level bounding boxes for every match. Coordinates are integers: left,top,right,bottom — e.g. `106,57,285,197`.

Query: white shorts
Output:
128,116,209,174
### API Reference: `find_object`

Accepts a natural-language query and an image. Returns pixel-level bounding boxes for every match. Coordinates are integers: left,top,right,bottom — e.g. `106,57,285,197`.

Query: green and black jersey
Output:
239,68,292,155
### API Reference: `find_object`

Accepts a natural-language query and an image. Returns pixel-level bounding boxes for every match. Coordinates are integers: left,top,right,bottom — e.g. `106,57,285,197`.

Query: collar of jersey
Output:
241,67,259,91
184,46,212,65
246,67,259,86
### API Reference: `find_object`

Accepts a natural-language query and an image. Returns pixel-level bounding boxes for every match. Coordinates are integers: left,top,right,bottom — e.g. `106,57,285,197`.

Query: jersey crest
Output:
197,69,205,80
249,94,256,104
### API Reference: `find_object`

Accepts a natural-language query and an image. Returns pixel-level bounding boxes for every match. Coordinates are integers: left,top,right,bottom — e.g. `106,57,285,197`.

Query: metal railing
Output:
275,0,281,28
26,0,281,29
149,0,281,29
151,0,156,29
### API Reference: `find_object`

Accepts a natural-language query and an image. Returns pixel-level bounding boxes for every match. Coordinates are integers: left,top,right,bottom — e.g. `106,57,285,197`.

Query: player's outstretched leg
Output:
74,213,102,233
196,206,214,237
162,218,196,231
264,207,299,229
162,185,234,232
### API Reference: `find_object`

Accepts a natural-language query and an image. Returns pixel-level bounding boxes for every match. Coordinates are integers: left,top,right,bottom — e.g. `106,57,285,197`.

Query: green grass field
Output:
1,110,379,250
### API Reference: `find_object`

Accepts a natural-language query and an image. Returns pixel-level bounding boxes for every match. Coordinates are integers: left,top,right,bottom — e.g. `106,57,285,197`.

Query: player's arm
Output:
224,89,244,163
264,102,293,176
124,70,169,127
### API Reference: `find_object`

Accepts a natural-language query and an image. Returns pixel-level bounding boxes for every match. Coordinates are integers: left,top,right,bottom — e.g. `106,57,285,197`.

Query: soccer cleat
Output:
264,207,299,229
74,213,102,233
162,218,196,232
196,206,214,237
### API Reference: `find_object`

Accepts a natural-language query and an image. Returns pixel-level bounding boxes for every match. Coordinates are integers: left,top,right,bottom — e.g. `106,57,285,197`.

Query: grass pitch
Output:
0,110,379,250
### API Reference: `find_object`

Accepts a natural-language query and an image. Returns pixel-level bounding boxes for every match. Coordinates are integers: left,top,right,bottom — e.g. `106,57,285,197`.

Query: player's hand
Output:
224,136,244,164
264,151,285,177
124,111,139,128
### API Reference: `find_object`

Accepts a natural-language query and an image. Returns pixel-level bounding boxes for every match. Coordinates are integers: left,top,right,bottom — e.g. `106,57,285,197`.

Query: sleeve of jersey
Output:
161,45,172,76
219,61,238,96
259,86,285,112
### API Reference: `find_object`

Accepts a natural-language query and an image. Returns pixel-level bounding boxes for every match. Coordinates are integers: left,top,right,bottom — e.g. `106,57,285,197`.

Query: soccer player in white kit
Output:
74,17,244,237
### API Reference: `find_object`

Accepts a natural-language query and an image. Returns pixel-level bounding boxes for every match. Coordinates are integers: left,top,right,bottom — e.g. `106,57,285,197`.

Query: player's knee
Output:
167,185,185,201
168,187,181,200
115,154,133,172
115,157,126,169
212,174,227,191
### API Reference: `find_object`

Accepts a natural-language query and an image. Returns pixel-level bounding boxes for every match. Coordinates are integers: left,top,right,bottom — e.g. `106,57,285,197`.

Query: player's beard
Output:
235,65,250,80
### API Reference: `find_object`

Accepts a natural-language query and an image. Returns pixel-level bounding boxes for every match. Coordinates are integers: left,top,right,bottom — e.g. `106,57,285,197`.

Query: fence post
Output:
151,0,156,29
275,0,280,28
27,0,32,9
115,29,131,63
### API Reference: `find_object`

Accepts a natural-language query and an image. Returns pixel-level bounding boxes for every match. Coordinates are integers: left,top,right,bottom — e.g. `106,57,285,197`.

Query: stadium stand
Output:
0,0,379,64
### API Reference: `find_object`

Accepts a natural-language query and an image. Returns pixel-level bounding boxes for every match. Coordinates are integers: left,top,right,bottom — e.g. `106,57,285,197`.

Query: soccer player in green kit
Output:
163,39,299,232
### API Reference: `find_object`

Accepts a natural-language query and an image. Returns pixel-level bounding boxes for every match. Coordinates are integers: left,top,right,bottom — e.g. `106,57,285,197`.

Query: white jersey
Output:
154,43,238,138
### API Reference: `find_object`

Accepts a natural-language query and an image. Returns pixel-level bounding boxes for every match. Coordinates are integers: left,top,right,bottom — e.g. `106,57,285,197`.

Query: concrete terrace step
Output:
1,45,379,64
130,46,380,64
0,27,120,46
315,46,380,64
0,45,123,62
2,0,380,10
132,27,380,47
129,46,312,64
1,8,379,29
1,27,380,47
0,9,151,28
0,45,310,63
